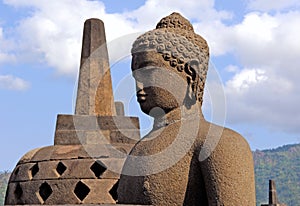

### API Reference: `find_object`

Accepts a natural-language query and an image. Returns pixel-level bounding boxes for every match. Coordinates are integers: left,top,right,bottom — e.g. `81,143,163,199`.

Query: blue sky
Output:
0,0,300,171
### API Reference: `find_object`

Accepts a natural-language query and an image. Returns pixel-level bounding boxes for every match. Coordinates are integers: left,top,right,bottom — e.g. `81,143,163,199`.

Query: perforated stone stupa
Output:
5,18,140,205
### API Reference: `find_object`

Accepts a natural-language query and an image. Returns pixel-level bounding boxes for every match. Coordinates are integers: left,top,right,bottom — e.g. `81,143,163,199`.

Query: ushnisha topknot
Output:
131,12,209,104
156,12,194,31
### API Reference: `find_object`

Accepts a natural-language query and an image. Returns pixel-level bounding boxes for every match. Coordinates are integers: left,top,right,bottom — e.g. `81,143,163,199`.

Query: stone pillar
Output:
115,102,125,116
261,180,286,206
75,18,116,116
269,180,278,204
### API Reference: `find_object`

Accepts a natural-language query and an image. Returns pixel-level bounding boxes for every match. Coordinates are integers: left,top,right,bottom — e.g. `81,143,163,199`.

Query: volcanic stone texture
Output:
5,116,140,205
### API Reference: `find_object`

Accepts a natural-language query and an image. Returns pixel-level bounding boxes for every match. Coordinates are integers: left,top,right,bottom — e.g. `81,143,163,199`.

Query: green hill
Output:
0,143,299,205
254,143,300,206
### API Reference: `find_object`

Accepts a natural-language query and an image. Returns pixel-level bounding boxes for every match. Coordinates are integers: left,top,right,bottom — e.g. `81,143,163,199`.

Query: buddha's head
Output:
131,12,209,117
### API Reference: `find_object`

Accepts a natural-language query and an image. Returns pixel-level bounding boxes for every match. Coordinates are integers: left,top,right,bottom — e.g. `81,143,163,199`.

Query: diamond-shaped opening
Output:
56,161,67,176
39,182,52,202
90,160,107,178
109,180,119,201
74,181,90,201
14,183,23,199
29,163,39,179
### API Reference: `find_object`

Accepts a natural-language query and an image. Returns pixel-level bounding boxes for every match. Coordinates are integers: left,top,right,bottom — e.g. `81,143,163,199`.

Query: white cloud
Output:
226,68,268,92
4,0,138,76
0,75,30,91
247,0,300,12
197,10,300,135
123,0,232,30
0,27,16,63
1,0,300,135
224,67,298,134
2,0,231,76
225,65,239,73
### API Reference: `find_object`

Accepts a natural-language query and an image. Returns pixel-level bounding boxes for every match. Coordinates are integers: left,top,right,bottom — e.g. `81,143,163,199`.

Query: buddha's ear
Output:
184,59,200,106
184,59,200,82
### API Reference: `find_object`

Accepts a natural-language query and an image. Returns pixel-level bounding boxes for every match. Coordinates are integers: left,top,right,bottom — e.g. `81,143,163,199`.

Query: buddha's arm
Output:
200,128,256,206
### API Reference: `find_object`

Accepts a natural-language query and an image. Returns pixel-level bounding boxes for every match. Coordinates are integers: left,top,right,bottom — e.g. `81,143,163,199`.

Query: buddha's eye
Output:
133,66,157,81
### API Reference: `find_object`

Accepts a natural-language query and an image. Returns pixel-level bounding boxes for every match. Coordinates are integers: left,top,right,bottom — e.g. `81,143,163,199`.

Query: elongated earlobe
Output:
184,60,198,81
185,76,197,109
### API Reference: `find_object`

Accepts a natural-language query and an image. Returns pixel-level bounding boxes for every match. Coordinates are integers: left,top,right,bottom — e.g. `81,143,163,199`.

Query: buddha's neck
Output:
153,103,203,130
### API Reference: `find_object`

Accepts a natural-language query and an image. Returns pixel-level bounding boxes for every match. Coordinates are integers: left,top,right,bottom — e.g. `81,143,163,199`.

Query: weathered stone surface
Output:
54,130,84,145
9,163,37,182
21,145,131,161
30,145,89,161
18,148,41,164
81,179,118,204
54,130,111,145
75,18,116,116
118,12,256,206
110,130,139,144
97,116,140,130
29,146,56,162
6,179,129,205
85,130,111,144
5,181,41,205
5,205,149,206
115,101,125,116
4,204,150,206
55,115,139,131
82,144,128,159
5,17,141,206
55,115,98,131
55,129,139,146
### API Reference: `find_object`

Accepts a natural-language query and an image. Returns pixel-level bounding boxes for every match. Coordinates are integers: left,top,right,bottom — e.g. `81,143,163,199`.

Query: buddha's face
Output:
132,51,188,117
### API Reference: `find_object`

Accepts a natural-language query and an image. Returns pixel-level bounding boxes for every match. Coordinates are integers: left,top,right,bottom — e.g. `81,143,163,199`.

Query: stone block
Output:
55,115,98,131
5,181,41,204
43,179,80,204
54,130,83,145
31,161,61,180
110,130,140,144
30,146,55,162
18,148,41,164
50,145,90,160
55,115,140,131
82,144,128,159
54,130,111,145
110,143,135,155
97,116,140,130
28,145,89,162
81,179,119,204
9,163,36,182
115,101,125,116
60,159,96,179
85,130,111,144
99,158,126,178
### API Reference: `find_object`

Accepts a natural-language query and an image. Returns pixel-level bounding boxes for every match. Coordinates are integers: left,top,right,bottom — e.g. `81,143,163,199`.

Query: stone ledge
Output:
54,129,139,145
55,115,140,131
5,205,151,206
17,145,132,164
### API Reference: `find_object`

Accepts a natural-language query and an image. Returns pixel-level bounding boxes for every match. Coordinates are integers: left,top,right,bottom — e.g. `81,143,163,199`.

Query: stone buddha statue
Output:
117,12,256,206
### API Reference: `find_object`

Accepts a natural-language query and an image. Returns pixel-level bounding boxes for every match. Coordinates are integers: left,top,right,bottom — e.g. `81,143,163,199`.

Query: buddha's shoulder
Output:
198,120,251,150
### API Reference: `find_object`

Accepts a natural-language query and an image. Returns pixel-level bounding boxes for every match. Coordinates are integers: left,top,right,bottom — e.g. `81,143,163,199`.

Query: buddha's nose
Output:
136,81,144,91
137,89,146,96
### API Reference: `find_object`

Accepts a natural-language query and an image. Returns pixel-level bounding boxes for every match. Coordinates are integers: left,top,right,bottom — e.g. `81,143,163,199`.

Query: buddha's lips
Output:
137,92,147,102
